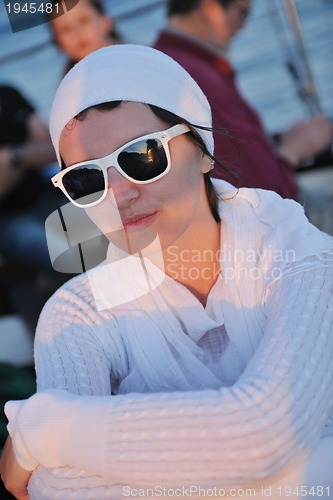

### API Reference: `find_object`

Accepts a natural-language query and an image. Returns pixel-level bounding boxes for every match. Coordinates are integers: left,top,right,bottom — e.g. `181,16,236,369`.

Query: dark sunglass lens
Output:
63,164,105,204
118,138,167,181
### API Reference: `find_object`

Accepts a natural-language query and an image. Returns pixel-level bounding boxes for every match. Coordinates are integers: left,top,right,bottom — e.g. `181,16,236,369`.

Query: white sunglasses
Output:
52,124,190,208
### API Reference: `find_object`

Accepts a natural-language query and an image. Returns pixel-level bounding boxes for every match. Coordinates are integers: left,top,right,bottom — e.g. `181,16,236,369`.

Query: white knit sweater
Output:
5,181,333,499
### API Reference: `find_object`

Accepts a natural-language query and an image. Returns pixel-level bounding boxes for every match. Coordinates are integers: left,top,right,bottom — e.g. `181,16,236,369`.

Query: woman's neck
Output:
164,217,221,307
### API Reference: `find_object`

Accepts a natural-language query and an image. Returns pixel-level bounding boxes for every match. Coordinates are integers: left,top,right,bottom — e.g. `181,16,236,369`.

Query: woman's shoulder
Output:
35,269,123,353
36,272,100,334
213,179,333,267
49,271,94,306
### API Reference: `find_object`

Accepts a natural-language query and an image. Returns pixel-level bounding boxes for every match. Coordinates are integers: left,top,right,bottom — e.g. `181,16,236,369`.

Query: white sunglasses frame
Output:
51,123,190,208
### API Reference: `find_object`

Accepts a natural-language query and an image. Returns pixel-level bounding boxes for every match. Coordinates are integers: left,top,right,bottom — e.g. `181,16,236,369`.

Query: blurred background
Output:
1,0,332,130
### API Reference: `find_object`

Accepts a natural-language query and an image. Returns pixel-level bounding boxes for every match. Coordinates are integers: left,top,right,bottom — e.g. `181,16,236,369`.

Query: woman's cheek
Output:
85,189,123,234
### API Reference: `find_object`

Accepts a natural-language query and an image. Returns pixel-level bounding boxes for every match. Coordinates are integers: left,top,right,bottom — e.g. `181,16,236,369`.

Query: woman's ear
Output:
200,155,215,174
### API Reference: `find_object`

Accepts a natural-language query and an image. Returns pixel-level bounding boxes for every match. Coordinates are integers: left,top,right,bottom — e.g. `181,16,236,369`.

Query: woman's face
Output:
51,0,112,62
59,102,214,254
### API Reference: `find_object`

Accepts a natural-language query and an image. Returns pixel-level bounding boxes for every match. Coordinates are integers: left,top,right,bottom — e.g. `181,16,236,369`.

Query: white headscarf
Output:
49,44,213,165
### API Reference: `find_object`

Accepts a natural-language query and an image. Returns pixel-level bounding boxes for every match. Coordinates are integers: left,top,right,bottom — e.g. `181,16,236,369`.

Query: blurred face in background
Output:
207,0,251,49
51,0,112,62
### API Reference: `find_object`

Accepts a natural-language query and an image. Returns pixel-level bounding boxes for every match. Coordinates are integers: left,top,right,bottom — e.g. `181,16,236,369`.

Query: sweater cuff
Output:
5,390,109,474
5,400,39,471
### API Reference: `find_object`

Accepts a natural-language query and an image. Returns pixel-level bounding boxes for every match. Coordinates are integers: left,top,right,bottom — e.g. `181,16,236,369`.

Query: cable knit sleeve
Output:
33,275,125,396
5,260,333,487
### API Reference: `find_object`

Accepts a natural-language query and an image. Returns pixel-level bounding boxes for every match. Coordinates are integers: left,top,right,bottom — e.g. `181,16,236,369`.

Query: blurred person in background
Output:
0,85,67,500
0,84,67,330
153,0,333,232
48,0,121,74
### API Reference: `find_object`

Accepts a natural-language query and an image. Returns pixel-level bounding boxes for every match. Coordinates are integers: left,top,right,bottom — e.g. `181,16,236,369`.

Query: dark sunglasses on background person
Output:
51,124,190,208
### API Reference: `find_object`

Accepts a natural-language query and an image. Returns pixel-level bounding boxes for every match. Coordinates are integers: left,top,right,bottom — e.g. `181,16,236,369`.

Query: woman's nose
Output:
107,166,140,209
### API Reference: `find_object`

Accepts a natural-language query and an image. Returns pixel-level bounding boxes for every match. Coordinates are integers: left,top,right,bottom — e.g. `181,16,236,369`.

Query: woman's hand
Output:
0,436,31,500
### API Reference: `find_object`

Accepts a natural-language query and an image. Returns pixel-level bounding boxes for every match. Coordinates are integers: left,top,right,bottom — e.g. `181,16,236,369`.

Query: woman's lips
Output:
122,212,156,228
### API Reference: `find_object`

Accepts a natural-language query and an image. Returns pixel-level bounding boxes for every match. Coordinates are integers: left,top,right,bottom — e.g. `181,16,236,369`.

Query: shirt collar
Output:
158,27,235,77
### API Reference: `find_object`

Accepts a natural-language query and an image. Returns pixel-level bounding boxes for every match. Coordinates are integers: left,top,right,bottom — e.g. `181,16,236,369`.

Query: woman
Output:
1,45,333,499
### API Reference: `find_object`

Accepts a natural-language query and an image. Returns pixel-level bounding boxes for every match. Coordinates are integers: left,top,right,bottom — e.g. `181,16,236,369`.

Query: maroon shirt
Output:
154,31,298,199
